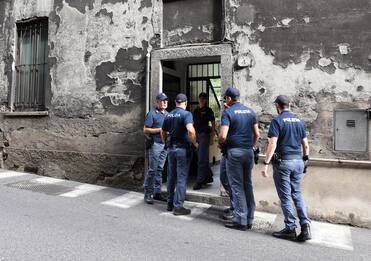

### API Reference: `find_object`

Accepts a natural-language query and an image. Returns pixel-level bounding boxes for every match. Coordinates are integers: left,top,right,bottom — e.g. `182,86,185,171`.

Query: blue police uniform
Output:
221,102,257,226
143,108,168,197
162,107,193,209
268,110,310,230
193,106,215,184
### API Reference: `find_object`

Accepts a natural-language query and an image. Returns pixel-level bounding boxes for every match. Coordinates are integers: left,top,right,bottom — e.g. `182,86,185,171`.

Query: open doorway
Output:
150,44,233,197
162,57,222,194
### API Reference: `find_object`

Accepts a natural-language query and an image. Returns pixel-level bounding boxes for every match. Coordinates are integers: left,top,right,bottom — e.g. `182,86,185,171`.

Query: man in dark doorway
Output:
261,95,311,242
193,92,216,190
161,94,198,215
219,87,260,230
143,93,169,204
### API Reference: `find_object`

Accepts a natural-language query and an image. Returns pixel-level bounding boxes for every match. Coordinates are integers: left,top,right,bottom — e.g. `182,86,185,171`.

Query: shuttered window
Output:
15,17,48,111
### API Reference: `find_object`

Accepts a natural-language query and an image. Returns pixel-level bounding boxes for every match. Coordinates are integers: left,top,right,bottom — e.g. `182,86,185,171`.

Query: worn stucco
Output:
225,0,371,159
0,0,162,184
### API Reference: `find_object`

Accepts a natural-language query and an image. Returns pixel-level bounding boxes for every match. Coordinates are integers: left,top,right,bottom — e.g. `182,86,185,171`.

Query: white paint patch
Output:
102,192,143,209
0,171,28,179
303,16,310,24
309,221,354,251
281,18,293,26
32,177,64,184
257,24,266,32
338,43,350,55
254,211,277,224
160,202,211,221
59,184,105,198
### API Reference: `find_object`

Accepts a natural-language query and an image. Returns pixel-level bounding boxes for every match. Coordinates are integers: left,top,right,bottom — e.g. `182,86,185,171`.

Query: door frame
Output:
149,44,233,109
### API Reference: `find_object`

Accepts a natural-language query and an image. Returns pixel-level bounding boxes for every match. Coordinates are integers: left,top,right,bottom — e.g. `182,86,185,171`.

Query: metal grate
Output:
6,180,71,195
187,63,221,114
15,17,48,111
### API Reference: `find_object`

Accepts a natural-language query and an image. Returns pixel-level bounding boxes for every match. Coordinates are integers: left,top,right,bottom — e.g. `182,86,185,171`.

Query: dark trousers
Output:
167,147,191,209
226,148,255,225
196,132,213,183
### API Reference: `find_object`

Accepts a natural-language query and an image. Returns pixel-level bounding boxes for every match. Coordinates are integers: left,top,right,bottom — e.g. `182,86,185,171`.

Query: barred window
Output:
15,17,48,111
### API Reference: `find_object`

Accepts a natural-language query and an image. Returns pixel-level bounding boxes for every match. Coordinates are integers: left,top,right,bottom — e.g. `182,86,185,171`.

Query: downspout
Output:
145,49,151,114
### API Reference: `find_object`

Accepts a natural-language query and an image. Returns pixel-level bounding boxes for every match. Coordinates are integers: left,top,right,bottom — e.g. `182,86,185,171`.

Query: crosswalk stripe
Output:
32,177,64,184
309,221,354,251
59,184,105,198
0,171,28,179
101,192,143,209
160,202,211,221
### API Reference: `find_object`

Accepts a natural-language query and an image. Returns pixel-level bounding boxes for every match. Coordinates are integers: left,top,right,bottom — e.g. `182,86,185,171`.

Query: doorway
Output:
150,44,233,196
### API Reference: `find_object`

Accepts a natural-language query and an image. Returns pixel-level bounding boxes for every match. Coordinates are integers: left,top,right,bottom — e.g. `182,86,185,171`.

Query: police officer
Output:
193,92,216,190
161,93,198,215
219,87,260,230
261,95,311,242
143,93,168,204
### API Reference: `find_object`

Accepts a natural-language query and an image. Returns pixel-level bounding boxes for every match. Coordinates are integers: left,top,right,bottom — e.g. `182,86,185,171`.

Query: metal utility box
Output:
334,109,369,152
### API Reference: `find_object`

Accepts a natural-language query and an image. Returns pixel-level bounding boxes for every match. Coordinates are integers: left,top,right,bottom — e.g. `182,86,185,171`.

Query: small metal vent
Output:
346,120,356,127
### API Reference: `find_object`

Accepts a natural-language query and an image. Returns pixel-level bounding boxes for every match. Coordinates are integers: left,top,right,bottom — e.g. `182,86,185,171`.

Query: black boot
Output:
167,202,174,212
173,207,191,216
144,194,154,205
297,224,312,242
224,220,247,231
193,182,203,190
272,227,297,240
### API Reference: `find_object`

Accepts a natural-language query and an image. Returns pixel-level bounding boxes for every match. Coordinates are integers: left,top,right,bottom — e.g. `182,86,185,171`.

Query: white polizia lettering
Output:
283,118,301,123
234,110,251,114
167,113,181,118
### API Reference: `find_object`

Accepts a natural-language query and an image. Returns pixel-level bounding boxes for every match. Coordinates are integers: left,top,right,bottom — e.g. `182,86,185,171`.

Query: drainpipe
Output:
145,49,151,114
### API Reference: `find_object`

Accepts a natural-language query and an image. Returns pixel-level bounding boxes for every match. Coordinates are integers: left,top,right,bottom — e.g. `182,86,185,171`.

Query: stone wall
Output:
0,0,161,185
225,0,371,159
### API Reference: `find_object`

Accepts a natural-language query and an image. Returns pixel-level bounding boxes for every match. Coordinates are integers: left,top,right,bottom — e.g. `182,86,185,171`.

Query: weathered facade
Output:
0,1,370,226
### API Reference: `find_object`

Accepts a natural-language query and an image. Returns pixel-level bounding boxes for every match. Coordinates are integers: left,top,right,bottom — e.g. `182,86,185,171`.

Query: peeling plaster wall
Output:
163,0,223,46
0,0,161,185
226,0,371,160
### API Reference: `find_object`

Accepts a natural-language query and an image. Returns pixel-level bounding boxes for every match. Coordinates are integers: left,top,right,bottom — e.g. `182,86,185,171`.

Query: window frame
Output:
11,17,49,112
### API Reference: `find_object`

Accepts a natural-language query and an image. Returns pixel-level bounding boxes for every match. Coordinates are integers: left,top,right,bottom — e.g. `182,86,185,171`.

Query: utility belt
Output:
167,141,191,150
271,153,302,165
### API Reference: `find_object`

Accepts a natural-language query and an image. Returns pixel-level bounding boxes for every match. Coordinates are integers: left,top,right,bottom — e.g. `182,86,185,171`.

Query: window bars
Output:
15,18,48,111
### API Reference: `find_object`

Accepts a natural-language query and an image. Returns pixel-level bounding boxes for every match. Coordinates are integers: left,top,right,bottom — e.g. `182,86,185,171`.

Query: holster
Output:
271,152,282,166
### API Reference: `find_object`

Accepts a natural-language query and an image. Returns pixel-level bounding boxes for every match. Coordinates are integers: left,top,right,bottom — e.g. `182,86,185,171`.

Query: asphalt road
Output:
0,170,369,261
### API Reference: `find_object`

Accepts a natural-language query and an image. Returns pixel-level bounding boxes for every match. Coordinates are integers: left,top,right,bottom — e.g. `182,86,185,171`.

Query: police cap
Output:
222,87,240,99
175,93,188,103
156,93,168,101
274,95,290,106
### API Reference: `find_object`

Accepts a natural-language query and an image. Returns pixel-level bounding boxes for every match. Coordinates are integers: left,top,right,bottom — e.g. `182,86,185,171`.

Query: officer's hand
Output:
261,165,269,178
193,143,199,150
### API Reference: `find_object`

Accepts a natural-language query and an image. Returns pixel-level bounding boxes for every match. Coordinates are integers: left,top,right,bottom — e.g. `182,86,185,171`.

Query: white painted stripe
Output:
102,192,143,209
59,184,105,198
309,221,353,251
32,177,64,184
0,171,28,179
160,201,211,221
254,211,277,224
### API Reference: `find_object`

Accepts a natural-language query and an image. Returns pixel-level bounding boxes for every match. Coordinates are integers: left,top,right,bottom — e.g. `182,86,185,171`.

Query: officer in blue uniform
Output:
193,92,216,190
261,95,311,242
143,93,168,204
161,94,198,215
219,87,260,230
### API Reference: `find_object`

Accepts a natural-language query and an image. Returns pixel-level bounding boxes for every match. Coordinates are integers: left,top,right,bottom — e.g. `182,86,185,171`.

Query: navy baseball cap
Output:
156,93,168,101
175,93,188,103
222,87,240,99
274,95,290,105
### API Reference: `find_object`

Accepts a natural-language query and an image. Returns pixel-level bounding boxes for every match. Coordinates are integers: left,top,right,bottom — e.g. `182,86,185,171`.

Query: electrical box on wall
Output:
334,109,369,152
